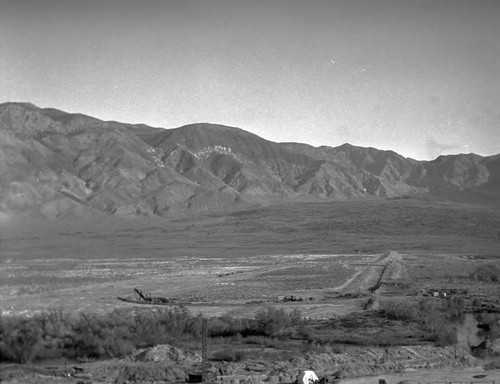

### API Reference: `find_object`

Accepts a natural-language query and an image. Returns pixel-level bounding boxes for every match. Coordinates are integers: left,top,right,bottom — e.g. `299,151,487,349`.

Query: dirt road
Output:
342,367,500,384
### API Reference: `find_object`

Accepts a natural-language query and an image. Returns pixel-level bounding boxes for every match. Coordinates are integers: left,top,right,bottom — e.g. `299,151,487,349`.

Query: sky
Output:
0,0,499,160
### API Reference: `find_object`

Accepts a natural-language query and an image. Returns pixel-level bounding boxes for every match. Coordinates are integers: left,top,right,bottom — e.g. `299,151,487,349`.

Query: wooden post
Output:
202,317,208,381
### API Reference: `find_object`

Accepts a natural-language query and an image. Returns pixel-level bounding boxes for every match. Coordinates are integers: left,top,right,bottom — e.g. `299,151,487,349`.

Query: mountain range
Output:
0,102,498,221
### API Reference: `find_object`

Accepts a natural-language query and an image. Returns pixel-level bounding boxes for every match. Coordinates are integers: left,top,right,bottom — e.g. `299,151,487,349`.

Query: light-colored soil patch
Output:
0,251,377,317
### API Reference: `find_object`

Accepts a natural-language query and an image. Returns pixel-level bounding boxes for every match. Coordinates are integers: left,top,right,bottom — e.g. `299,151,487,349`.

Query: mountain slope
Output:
0,102,498,221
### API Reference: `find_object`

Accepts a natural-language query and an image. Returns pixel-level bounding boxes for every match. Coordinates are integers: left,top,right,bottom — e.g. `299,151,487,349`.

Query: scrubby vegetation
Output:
470,263,500,283
475,312,500,341
0,306,303,363
381,297,466,346
0,301,467,364
0,306,200,363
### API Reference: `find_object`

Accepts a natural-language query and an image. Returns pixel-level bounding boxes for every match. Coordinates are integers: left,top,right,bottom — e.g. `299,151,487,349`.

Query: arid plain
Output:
1,197,500,383
2,197,499,316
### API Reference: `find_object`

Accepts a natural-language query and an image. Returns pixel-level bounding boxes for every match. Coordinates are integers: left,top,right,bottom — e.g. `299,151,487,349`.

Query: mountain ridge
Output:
0,102,498,221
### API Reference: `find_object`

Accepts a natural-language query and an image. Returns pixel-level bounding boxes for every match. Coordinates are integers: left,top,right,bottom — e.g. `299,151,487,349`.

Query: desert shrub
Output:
207,314,253,337
470,263,500,283
0,307,204,362
289,308,303,327
35,309,71,339
161,306,203,337
62,312,107,358
254,307,303,337
298,323,315,340
383,300,419,321
63,310,136,359
383,298,463,325
444,296,466,323
470,313,500,360
0,306,307,363
0,316,43,363
476,313,500,340
434,325,457,346
381,297,464,346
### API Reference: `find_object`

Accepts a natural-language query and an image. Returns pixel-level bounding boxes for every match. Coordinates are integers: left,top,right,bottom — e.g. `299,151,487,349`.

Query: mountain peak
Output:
434,153,484,162
0,102,498,220
0,101,41,110
175,122,262,137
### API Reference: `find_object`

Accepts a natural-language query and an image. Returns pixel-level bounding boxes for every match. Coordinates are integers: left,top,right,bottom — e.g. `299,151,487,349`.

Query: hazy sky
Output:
1,0,499,160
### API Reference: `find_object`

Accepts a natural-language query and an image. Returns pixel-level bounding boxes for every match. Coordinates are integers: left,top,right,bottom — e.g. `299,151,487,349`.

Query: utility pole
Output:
201,317,208,381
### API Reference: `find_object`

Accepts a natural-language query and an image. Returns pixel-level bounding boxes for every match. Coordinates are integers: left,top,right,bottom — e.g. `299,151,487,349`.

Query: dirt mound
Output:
123,344,201,367
113,362,186,384
208,345,477,380
472,338,500,358
289,345,476,377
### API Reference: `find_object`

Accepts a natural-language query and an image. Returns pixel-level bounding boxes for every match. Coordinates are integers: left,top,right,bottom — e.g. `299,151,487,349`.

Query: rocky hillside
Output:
0,102,498,220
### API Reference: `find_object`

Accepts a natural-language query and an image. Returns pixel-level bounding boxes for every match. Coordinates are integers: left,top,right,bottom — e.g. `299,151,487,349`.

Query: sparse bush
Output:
0,306,207,363
207,314,253,337
298,324,315,340
383,300,419,322
476,313,500,340
434,325,457,346
470,263,500,283
0,316,43,363
0,306,307,363
444,296,466,323
254,307,303,337
381,297,465,346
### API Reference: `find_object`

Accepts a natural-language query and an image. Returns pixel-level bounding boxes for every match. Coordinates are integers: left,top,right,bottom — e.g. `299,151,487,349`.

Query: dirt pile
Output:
123,344,201,367
0,344,480,384
207,345,477,380
99,344,203,383
289,345,476,378
112,362,186,384
472,338,500,358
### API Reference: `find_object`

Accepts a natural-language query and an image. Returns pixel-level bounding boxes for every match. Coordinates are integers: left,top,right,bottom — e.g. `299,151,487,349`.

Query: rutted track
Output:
339,251,404,295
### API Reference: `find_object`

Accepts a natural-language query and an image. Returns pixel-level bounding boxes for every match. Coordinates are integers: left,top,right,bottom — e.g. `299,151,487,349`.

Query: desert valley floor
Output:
1,197,500,383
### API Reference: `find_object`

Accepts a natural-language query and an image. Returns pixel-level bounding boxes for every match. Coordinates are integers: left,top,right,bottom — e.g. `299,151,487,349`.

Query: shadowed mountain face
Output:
0,102,498,220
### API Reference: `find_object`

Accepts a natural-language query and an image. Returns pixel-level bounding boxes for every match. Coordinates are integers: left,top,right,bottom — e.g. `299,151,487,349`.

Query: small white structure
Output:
297,371,319,384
